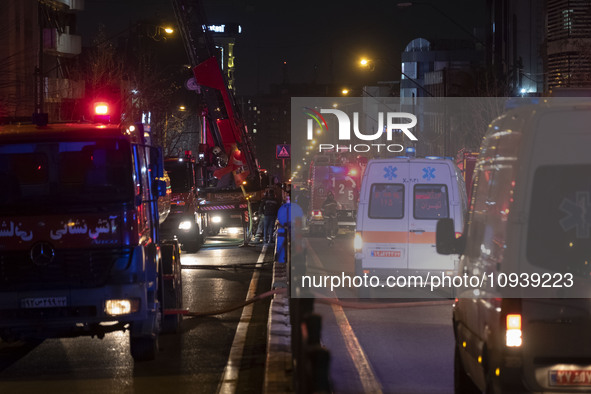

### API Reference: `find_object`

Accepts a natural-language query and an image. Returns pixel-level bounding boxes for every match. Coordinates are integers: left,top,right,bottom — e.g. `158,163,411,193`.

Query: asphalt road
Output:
303,233,455,394
0,234,274,394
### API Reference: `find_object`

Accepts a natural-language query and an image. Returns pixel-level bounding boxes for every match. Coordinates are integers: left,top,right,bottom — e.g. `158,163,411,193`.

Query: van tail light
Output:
354,232,363,251
506,313,522,347
455,232,463,239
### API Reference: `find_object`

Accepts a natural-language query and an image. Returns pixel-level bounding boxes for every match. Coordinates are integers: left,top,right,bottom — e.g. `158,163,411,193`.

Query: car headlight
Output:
179,220,192,230
211,216,222,224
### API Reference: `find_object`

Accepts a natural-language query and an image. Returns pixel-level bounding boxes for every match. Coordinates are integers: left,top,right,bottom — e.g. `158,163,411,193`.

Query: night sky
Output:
78,0,487,96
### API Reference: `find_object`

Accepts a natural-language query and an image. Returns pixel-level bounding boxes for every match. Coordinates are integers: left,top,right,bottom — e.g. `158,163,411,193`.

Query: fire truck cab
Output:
162,152,206,252
0,119,182,361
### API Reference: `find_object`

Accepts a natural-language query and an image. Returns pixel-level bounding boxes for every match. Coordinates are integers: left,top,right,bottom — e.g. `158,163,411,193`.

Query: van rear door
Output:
361,161,409,270
408,161,456,271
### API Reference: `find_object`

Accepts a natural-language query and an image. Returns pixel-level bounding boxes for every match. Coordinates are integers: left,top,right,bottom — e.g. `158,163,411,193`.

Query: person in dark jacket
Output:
322,191,339,241
260,189,280,244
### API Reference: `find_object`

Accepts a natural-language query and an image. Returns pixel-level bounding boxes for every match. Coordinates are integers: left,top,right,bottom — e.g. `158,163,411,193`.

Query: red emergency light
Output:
93,102,111,123
94,102,109,115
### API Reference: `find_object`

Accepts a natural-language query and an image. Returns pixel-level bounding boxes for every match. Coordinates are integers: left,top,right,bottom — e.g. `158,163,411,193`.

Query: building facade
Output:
0,0,84,121
546,0,591,91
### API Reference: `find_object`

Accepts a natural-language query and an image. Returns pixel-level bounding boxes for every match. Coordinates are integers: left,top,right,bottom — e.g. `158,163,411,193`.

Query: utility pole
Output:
33,2,47,125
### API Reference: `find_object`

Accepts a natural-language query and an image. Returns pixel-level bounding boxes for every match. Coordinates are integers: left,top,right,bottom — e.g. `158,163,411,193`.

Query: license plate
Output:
549,370,591,386
21,297,67,309
230,214,241,219
371,250,401,258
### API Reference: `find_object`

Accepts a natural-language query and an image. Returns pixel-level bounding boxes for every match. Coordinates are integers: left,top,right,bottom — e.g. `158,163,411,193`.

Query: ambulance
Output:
354,157,467,283
437,99,591,393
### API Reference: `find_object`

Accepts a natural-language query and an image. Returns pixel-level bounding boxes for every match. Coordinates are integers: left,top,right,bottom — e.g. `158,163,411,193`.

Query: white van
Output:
354,157,466,286
437,100,591,393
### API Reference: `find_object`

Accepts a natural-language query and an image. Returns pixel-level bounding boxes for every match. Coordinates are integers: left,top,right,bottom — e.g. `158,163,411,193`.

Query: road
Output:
304,233,455,394
0,230,458,394
0,233,274,394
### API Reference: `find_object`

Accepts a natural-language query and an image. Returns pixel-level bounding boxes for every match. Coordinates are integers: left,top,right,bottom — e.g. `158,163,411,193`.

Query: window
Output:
563,9,573,32
0,139,133,211
527,164,591,277
414,184,449,219
369,183,404,219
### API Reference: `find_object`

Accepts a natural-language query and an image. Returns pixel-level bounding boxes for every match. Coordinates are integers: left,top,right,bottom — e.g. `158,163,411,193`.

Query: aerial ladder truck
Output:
171,0,266,244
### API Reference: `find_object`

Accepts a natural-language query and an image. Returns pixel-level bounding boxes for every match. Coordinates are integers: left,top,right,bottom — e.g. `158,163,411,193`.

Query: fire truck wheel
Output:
130,246,160,361
130,335,158,362
161,243,183,334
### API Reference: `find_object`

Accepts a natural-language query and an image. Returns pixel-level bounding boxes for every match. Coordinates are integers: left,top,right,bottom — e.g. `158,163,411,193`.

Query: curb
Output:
263,261,293,393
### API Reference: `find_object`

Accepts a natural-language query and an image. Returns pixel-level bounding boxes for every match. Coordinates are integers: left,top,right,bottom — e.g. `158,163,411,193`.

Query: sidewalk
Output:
263,260,293,393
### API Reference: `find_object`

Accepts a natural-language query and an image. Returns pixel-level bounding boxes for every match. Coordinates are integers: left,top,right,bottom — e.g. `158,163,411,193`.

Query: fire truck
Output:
456,149,478,203
161,152,206,252
0,104,183,362
171,0,265,242
307,154,362,234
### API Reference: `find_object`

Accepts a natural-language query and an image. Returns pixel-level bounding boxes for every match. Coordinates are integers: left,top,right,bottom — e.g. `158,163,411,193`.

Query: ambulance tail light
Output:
506,314,522,347
354,232,363,252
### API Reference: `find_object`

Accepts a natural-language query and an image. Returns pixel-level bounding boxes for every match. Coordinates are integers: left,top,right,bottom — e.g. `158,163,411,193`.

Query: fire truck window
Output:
165,161,190,193
413,184,449,220
9,153,48,185
59,151,92,185
368,183,404,219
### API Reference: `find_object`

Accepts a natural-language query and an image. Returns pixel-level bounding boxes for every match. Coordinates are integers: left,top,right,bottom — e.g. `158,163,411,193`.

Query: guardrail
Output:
287,225,332,393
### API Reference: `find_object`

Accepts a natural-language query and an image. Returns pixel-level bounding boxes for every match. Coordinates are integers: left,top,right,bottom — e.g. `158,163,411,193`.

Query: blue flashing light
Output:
406,147,416,158
425,156,443,160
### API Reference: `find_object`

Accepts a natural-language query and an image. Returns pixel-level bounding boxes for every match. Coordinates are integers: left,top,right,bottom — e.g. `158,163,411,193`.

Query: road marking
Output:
306,239,383,393
217,245,268,394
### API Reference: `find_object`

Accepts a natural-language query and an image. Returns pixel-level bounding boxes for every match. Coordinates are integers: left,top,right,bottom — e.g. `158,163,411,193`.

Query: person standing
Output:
260,189,280,244
322,191,338,243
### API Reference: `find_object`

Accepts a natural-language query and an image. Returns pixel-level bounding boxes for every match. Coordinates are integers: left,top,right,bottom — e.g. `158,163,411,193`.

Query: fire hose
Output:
164,288,286,317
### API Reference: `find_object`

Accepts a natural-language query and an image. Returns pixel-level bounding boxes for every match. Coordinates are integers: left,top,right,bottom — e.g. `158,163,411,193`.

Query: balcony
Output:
44,78,85,102
43,28,82,57
52,0,85,11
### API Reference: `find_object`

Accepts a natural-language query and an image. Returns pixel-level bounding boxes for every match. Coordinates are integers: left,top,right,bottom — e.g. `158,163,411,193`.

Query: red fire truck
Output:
172,0,266,243
307,154,362,234
456,149,478,203
0,104,182,362
161,152,206,252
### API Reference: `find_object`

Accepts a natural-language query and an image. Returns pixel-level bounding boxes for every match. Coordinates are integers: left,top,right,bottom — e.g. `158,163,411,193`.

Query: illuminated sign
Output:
207,24,242,34
276,144,291,159
208,24,225,33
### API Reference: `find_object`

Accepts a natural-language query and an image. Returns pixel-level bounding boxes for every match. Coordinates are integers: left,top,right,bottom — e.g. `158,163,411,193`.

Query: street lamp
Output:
148,25,175,41
359,57,434,97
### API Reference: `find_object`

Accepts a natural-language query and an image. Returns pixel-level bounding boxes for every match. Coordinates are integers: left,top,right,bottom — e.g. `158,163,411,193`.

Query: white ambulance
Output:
437,99,591,393
354,157,467,283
